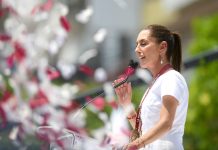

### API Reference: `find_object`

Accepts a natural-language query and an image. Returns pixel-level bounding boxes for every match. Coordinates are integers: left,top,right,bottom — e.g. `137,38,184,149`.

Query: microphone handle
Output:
92,76,129,98
113,76,129,88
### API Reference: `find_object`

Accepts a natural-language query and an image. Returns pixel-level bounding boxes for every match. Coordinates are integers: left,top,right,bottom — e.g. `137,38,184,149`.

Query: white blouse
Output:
140,70,189,150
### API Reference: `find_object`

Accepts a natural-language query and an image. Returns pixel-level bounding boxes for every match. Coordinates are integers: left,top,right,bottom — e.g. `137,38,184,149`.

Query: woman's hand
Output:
113,78,132,107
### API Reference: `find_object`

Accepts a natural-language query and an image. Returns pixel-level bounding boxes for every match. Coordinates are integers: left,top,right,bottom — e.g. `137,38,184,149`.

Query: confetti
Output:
75,6,93,24
94,28,107,43
0,33,11,41
94,67,107,82
78,48,98,64
60,16,71,32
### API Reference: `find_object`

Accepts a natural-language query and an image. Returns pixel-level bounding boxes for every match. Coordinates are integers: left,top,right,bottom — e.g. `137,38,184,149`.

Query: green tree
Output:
184,14,218,150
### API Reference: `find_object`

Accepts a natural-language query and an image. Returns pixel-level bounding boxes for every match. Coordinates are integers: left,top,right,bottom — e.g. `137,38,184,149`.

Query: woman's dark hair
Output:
144,24,182,72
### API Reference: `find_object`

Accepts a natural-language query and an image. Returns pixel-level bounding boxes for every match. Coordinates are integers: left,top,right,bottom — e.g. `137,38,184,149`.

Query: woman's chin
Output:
139,63,147,69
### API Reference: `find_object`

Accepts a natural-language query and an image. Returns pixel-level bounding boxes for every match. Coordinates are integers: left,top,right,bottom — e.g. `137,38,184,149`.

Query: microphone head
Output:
125,59,139,76
129,59,139,69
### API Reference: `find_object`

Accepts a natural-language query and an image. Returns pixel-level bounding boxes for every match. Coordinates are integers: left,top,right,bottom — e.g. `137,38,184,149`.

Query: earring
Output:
160,58,163,64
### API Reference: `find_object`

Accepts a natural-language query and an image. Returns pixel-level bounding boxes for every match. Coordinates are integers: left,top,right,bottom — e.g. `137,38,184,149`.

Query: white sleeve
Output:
160,73,185,104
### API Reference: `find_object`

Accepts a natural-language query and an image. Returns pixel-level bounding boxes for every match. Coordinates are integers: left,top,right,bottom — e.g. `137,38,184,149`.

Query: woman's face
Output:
135,29,161,69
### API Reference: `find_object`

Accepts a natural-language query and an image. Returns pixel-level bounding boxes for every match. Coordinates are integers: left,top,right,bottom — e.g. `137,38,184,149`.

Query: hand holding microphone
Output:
113,60,138,107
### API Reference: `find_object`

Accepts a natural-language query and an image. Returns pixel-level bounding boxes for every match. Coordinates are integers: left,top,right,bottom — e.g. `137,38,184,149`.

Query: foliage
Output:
184,13,218,150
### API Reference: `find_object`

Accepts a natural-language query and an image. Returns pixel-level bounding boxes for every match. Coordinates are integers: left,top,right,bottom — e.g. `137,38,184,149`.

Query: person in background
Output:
114,24,189,150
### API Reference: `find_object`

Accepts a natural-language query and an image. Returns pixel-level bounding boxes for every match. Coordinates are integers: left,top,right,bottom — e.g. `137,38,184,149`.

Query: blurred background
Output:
0,0,218,149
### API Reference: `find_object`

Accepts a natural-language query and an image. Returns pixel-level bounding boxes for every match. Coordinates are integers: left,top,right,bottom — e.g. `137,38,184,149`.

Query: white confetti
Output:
57,61,77,79
75,6,93,24
93,28,107,43
9,127,19,141
78,49,98,64
94,67,107,82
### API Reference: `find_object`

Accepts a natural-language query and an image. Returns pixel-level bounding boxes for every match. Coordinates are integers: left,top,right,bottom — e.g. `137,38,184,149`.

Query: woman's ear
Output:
159,41,167,54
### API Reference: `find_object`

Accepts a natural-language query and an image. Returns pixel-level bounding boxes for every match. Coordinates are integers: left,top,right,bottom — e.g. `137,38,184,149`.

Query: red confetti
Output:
46,67,60,80
5,41,26,67
0,9,4,17
29,90,49,109
79,65,94,76
0,33,11,41
0,105,7,128
61,101,80,113
60,16,71,32
0,90,12,102
13,42,26,62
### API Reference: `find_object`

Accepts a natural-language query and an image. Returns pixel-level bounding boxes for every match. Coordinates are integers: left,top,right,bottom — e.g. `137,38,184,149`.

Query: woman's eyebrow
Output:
137,39,147,43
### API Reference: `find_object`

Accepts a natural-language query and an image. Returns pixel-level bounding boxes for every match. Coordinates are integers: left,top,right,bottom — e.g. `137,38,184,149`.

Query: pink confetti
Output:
90,97,105,111
60,16,71,32
31,0,54,14
40,0,53,11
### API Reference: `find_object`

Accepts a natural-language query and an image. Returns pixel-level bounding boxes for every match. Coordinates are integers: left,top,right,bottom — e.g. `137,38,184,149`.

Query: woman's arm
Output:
127,95,179,149
125,107,137,128
113,80,137,128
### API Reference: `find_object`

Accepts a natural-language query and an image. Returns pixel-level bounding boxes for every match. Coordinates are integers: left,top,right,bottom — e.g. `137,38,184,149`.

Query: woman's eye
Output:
140,43,146,46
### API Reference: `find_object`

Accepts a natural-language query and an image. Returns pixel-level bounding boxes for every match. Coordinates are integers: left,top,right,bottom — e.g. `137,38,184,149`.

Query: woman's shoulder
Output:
162,69,187,83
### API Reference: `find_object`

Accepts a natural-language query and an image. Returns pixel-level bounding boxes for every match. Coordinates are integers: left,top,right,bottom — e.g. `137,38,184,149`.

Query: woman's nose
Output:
135,45,140,52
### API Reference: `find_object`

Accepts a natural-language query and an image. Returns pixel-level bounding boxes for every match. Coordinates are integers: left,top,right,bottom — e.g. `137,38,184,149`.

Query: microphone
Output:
113,59,139,89
71,60,138,118
73,60,138,104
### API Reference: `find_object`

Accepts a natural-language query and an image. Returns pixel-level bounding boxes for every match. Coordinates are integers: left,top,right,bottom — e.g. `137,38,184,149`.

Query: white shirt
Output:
140,70,189,150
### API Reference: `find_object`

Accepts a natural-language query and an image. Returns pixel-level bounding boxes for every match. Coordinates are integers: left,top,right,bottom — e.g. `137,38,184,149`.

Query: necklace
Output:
134,64,173,137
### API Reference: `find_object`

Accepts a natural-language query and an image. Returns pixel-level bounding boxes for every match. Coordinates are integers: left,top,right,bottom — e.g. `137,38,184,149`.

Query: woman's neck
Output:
150,62,171,78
